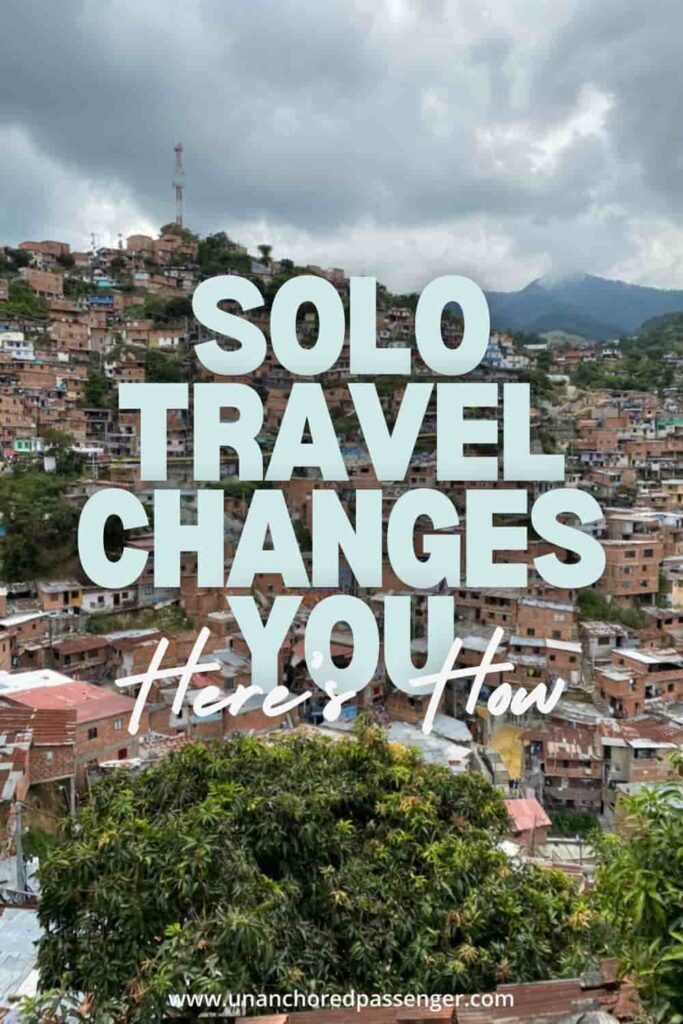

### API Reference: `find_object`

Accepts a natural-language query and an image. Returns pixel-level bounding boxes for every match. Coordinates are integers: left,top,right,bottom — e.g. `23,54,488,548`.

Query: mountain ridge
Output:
479,273,683,340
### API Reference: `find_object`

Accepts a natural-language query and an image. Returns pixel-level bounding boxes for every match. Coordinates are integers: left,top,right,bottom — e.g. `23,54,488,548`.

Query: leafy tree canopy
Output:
34,728,598,1022
596,772,683,1022
144,348,189,383
197,233,252,278
0,247,32,274
42,429,85,477
126,293,192,323
159,223,198,243
83,370,112,410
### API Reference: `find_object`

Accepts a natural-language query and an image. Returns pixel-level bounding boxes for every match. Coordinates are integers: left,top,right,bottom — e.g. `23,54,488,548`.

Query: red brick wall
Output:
74,709,149,782
29,743,75,784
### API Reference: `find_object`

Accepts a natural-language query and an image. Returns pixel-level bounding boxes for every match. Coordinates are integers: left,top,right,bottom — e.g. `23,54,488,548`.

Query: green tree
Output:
83,371,111,409
595,772,683,1022
144,348,188,383
159,223,198,243
197,233,251,277
534,349,552,373
63,276,92,300
32,728,599,1022
4,247,32,270
163,295,193,320
109,255,126,275
41,428,84,477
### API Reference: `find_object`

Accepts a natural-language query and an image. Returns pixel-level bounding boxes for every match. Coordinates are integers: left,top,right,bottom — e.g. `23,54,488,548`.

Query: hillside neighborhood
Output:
1,225,683,1020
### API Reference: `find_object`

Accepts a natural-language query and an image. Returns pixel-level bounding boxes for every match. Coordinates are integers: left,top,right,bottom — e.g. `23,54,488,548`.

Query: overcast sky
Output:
1,0,682,292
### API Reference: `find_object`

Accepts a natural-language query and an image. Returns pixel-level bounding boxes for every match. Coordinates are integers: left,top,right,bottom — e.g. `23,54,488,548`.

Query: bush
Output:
549,809,600,838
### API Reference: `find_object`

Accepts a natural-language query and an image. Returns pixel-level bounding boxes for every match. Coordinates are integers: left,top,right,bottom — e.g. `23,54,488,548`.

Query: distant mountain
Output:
480,273,683,340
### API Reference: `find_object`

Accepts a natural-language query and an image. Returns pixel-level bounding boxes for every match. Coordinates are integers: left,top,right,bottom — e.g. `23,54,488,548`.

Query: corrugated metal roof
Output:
0,908,40,1008
0,706,76,746
5,681,135,725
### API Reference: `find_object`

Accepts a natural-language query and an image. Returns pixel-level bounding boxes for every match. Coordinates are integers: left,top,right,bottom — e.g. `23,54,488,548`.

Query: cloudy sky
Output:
1,0,682,292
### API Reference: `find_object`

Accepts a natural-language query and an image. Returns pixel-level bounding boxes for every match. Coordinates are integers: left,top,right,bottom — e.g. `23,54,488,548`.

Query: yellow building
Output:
37,580,83,612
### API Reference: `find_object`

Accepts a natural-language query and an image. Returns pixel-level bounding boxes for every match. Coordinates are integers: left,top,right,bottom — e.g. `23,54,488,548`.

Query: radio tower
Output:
173,142,185,227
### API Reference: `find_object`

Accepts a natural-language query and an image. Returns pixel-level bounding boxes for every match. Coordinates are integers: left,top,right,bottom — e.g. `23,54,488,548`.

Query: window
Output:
527,628,536,637
44,750,53,762
87,727,98,740
114,718,123,731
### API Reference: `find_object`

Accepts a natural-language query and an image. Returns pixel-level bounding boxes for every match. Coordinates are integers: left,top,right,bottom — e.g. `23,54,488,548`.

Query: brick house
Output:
0,672,147,786
19,267,63,299
525,723,603,812
598,647,683,717
0,704,76,803
596,539,663,604
37,580,83,613
50,636,111,681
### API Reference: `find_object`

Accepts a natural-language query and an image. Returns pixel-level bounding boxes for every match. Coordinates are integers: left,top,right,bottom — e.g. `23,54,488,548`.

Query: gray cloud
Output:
1,0,682,291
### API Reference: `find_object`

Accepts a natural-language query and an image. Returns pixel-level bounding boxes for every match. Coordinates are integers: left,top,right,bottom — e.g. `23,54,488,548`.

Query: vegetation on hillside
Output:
83,370,112,409
626,311,683,355
85,603,193,635
0,281,48,319
197,232,252,277
577,588,647,629
0,247,32,274
0,472,78,580
572,351,674,392
144,347,190,383
159,223,198,244
126,292,194,322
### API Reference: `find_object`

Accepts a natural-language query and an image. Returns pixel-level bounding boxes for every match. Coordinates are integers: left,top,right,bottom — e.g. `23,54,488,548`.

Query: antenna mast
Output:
173,142,185,227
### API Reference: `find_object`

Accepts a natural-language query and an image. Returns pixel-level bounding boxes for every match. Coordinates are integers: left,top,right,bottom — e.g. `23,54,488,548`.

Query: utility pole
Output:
14,801,26,899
